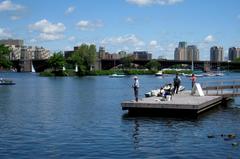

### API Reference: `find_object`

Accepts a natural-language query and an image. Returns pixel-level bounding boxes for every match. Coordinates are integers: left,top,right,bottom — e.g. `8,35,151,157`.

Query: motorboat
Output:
0,79,15,85
109,73,126,78
216,72,224,76
182,73,204,77
145,84,185,97
203,72,224,77
155,71,163,76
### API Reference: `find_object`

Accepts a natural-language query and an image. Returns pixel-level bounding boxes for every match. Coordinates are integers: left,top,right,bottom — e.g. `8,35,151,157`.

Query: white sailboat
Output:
75,64,78,72
31,64,36,73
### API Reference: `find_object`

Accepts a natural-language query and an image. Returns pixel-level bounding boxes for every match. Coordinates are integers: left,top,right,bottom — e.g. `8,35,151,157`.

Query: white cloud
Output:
126,0,183,6
204,35,215,43
29,38,37,43
64,46,72,51
29,19,66,41
101,34,145,47
65,6,75,15
149,40,160,49
29,19,65,34
39,33,64,41
76,20,103,31
0,0,24,11
0,27,12,37
126,17,135,23
68,36,75,41
10,15,21,20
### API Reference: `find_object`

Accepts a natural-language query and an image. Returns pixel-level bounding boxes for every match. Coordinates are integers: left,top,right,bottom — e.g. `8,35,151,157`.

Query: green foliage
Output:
88,70,115,76
40,70,76,77
123,69,156,75
145,59,161,70
170,64,183,69
234,57,240,62
120,56,133,68
39,71,55,77
70,44,96,75
162,69,192,74
48,52,65,71
0,44,12,68
88,69,157,75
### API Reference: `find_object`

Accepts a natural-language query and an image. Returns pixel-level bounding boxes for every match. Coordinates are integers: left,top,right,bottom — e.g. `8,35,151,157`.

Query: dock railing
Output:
201,79,240,97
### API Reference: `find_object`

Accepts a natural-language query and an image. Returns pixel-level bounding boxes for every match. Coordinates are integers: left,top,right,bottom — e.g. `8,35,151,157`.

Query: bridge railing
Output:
201,80,240,96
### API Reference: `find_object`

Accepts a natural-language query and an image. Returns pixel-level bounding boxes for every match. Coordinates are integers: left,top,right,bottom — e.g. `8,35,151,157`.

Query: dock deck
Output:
121,91,224,116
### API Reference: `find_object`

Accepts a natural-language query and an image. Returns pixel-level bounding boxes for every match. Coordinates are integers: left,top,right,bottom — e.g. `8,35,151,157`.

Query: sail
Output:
31,64,36,73
63,66,66,71
75,64,78,72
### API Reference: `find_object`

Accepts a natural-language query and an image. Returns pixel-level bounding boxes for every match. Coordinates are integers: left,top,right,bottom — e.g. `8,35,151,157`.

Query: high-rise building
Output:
174,42,199,61
0,39,50,60
210,46,224,62
0,39,23,46
174,41,187,61
186,45,199,61
133,51,152,60
34,47,50,60
228,47,240,61
178,41,187,48
98,46,106,59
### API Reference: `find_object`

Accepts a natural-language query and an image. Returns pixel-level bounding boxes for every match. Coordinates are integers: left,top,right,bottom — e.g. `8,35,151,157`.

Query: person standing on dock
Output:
132,76,139,102
191,74,197,88
173,73,181,94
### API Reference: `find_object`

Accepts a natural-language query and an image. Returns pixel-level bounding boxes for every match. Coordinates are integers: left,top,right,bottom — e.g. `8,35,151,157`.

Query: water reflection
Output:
132,119,140,149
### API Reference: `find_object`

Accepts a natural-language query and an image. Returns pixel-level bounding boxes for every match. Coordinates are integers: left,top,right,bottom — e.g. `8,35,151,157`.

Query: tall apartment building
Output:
34,47,50,60
174,41,187,61
210,46,224,62
186,45,199,61
133,51,152,60
0,39,50,60
174,42,199,61
0,39,23,47
10,45,21,60
98,46,106,59
228,47,240,61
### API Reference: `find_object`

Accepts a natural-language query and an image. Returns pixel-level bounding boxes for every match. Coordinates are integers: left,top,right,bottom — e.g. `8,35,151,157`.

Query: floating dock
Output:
121,91,227,117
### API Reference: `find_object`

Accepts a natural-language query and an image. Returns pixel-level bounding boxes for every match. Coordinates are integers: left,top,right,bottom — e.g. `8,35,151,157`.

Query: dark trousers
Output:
134,87,139,101
173,84,180,94
192,81,195,88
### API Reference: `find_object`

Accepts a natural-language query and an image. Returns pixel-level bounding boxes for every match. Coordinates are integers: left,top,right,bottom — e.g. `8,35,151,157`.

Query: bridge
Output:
11,59,240,72
101,59,240,71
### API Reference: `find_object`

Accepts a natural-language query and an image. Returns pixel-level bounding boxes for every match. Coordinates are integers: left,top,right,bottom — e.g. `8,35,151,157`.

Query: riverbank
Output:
39,69,194,77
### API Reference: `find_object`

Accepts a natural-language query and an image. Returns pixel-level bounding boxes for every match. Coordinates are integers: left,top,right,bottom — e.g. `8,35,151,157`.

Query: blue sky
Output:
0,0,240,60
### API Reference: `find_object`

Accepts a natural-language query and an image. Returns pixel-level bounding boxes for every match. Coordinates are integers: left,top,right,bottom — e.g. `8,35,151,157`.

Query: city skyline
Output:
0,0,240,60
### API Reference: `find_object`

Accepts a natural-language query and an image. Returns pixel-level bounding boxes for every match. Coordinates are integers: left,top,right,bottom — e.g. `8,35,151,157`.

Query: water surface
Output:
0,73,239,158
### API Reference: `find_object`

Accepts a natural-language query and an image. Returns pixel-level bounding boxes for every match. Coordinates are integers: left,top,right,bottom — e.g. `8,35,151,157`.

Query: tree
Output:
120,56,133,69
0,44,12,68
48,52,65,71
145,59,161,70
70,44,96,75
234,57,240,62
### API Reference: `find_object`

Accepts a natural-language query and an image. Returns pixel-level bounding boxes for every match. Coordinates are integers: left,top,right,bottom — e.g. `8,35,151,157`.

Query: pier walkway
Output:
202,79,240,98
121,91,223,116
122,80,240,117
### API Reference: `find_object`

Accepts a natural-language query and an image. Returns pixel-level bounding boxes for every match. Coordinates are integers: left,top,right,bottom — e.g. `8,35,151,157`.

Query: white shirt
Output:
133,79,139,88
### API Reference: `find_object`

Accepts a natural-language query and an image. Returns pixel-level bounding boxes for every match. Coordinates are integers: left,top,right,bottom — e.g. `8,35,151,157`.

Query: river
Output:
0,72,239,158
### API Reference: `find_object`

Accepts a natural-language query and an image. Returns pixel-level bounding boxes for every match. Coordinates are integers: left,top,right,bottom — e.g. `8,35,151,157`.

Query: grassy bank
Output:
39,69,194,77
39,70,77,77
